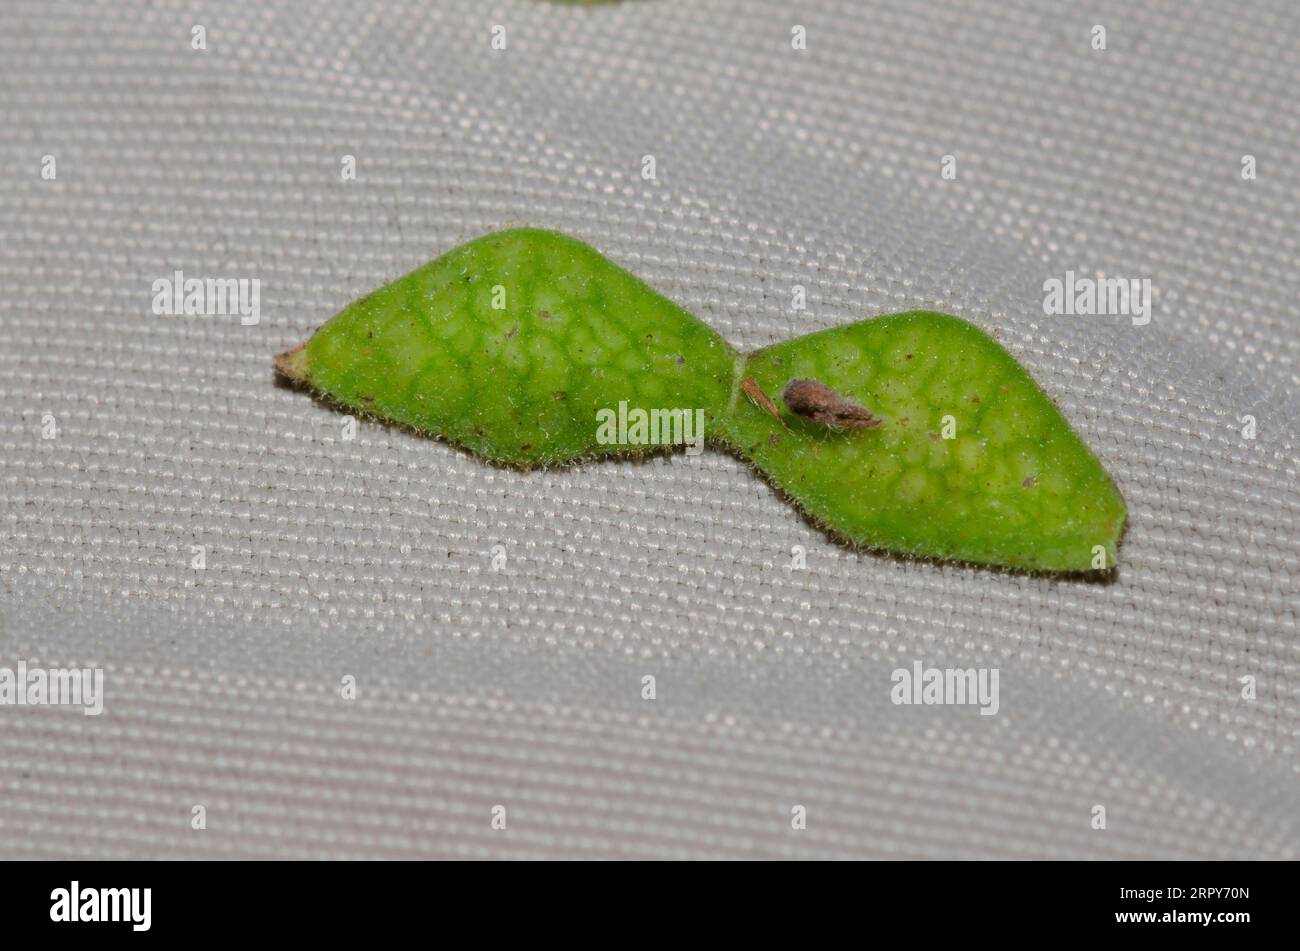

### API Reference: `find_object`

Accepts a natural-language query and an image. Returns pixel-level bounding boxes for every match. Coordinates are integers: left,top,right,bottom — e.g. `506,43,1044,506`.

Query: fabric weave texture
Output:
0,0,1297,858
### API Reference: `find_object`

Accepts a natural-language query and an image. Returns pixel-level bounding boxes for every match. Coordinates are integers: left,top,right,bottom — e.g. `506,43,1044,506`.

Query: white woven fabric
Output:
1,0,1297,858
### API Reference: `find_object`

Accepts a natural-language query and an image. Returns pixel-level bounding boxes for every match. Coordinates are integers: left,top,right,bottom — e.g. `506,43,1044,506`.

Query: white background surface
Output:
1,0,1297,858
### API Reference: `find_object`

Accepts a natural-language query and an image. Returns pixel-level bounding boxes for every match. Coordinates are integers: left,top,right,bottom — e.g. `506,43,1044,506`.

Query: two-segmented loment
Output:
275,229,1126,572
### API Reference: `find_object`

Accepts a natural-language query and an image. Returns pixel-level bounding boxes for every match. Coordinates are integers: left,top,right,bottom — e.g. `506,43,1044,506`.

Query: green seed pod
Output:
277,228,1126,573
276,229,735,467
721,314,1126,572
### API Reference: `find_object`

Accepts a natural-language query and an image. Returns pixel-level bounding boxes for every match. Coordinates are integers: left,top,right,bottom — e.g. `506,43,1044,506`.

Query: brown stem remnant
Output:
273,342,310,383
781,378,882,430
